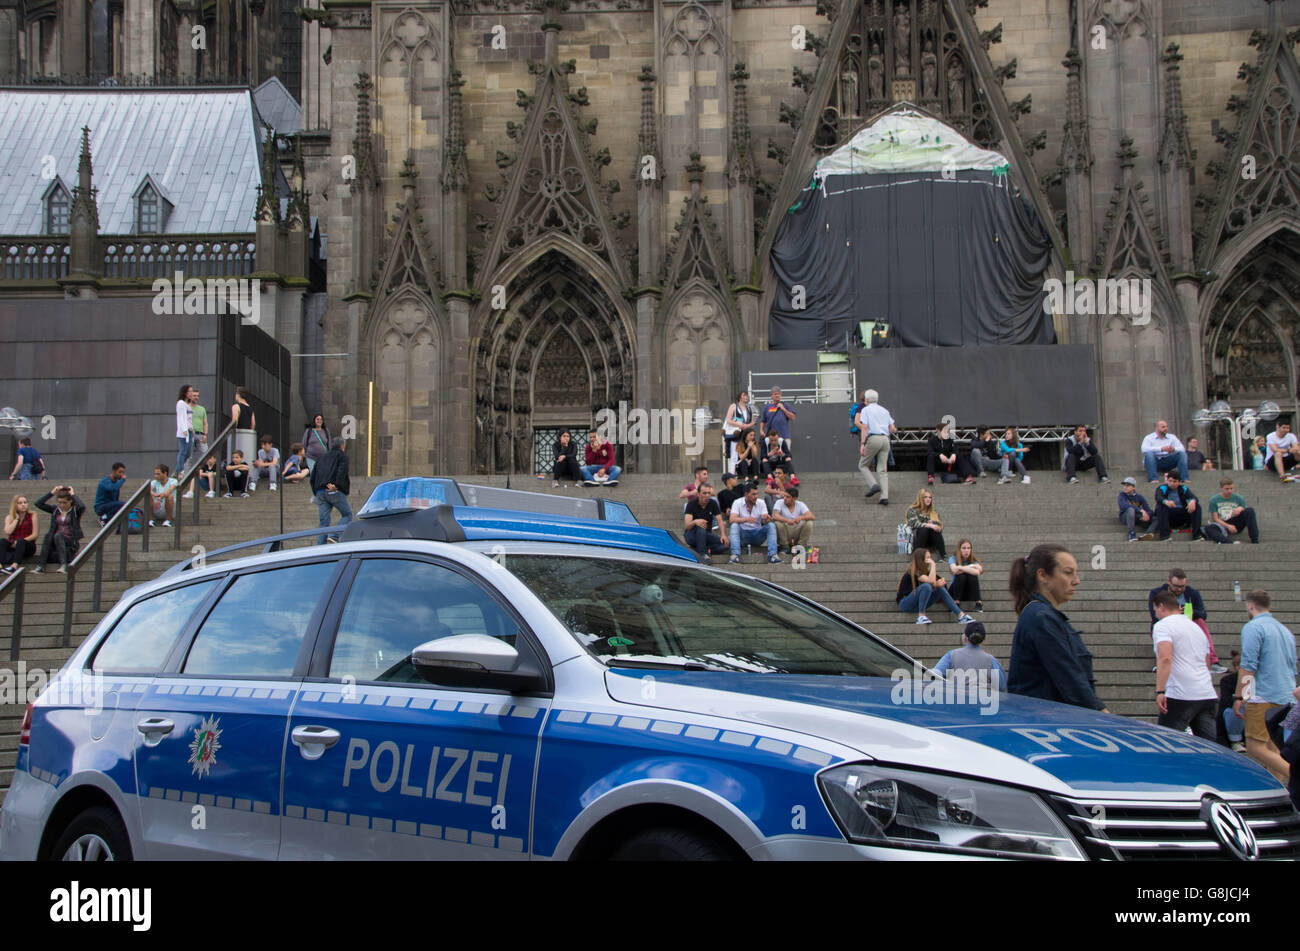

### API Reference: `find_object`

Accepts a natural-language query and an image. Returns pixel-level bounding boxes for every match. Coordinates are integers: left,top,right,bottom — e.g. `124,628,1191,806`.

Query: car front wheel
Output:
609,825,733,861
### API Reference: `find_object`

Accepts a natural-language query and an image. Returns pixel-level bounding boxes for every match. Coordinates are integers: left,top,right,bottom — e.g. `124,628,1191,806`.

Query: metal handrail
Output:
59,418,238,645
162,525,347,578
0,566,26,660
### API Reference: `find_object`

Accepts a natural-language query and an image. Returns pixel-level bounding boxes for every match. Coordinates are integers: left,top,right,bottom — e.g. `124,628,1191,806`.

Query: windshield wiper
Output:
603,657,715,671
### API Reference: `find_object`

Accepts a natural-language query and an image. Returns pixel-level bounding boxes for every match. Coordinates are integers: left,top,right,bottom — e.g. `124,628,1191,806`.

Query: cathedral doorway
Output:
473,248,635,475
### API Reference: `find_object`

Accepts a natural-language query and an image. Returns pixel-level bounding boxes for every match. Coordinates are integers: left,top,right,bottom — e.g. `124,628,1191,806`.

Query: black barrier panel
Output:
741,345,1098,428
0,298,289,479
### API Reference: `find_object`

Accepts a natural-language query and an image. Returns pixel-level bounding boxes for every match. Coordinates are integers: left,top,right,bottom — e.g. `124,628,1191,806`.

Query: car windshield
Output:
504,554,908,676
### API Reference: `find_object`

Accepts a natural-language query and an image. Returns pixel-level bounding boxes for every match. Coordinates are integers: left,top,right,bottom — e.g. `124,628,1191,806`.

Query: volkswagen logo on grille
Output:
1200,797,1259,861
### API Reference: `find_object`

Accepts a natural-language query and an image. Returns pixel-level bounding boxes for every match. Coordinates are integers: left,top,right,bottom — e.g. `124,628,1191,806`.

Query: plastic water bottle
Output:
896,525,907,555
1233,581,1241,601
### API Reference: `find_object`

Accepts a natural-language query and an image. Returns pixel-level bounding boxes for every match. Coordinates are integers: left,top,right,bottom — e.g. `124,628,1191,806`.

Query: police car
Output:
2,478,1297,861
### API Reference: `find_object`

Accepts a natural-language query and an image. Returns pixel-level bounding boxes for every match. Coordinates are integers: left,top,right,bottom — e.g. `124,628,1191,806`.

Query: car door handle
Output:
291,725,341,760
136,717,175,747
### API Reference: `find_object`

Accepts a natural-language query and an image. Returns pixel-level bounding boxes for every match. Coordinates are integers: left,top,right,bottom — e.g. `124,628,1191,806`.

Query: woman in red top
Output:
1,494,40,572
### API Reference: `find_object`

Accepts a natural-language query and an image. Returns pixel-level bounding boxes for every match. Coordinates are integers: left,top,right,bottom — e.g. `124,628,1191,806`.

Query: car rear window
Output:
92,580,218,674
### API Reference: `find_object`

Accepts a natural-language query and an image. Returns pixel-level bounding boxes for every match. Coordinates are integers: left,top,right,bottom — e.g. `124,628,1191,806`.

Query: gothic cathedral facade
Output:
5,0,1299,473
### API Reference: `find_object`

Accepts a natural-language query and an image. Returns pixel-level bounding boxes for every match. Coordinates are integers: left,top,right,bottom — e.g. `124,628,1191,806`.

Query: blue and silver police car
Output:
2,478,1297,861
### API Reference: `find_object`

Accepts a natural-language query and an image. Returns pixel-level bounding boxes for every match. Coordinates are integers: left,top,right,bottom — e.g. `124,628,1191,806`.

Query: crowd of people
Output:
2,387,357,573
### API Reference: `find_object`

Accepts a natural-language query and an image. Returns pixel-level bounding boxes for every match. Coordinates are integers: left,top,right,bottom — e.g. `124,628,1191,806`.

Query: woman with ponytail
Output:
1006,544,1109,711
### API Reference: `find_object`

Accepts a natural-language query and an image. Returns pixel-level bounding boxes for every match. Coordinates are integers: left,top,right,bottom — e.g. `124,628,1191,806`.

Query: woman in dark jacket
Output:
1006,544,1109,712
33,486,86,574
926,421,975,485
552,430,583,485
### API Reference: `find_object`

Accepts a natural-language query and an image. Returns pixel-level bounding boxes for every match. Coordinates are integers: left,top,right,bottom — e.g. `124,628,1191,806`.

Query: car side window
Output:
91,580,218,673
328,558,519,684
182,561,337,678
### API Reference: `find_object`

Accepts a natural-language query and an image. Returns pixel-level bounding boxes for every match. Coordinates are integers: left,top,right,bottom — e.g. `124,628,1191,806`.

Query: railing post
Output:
119,518,128,581
92,544,104,612
9,572,23,661
62,570,75,647
174,488,183,549
142,515,149,553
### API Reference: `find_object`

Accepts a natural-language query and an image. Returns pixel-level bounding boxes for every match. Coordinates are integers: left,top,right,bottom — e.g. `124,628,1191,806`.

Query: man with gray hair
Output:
310,436,353,544
857,389,896,505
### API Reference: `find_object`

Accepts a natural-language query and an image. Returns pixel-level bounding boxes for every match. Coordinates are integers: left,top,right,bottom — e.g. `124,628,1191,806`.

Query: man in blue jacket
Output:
1148,567,1224,673
1153,471,1203,541
93,462,127,525
1117,477,1154,541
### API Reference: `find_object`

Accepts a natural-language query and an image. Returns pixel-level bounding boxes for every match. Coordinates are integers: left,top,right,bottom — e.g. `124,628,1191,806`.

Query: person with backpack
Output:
934,621,1006,691
94,462,128,524
9,437,43,480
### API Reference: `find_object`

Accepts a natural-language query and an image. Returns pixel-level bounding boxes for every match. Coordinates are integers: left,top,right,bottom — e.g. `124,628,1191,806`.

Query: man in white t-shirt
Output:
771,486,815,553
857,389,897,505
1151,590,1217,739
728,483,778,564
1140,419,1189,483
1265,422,1300,479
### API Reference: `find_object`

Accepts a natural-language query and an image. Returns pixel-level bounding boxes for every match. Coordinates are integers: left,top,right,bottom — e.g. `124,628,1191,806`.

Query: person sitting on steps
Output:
948,538,985,613
927,420,975,485
896,548,972,626
998,428,1030,484
905,487,947,560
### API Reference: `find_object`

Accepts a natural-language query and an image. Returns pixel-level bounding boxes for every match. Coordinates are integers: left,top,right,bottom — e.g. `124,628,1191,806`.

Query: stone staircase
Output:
2,466,1297,798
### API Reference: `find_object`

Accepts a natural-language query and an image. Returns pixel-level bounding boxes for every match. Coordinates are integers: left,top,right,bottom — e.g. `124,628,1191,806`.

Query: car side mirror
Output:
411,634,546,694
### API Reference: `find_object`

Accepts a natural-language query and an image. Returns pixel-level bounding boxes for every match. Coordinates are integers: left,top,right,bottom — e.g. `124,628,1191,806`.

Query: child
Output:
198,454,219,498
282,443,310,485
149,464,179,527
249,434,280,492
998,427,1029,484
224,451,250,497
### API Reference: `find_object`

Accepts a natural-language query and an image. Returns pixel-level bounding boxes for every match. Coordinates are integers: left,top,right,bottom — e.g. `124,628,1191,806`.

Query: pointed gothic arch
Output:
472,246,636,474
1200,217,1300,420
362,190,449,475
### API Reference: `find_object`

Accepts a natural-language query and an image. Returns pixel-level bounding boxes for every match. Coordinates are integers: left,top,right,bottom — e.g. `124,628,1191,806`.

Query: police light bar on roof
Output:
357,478,639,524
357,478,459,517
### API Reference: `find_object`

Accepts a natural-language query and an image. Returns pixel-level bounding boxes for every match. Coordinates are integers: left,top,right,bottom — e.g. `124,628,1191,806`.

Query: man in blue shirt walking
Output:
1233,589,1298,786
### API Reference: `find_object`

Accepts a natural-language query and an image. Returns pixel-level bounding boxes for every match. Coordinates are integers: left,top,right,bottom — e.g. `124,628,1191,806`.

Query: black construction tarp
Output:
769,170,1055,349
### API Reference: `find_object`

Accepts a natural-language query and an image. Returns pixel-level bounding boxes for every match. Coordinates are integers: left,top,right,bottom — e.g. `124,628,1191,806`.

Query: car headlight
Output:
818,764,1085,860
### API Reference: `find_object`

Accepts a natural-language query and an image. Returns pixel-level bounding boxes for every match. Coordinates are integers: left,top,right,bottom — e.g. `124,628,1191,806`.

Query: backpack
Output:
849,403,863,435
126,507,143,535
29,451,44,476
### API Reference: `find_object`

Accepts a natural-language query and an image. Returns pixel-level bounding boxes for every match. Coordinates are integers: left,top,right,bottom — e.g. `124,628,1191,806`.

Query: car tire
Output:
49,806,133,862
609,826,733,861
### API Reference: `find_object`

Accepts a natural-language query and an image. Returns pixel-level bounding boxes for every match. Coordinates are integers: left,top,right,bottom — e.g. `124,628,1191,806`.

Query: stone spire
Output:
441,69,468,193
1058,48,1091,173
1159,44,1194,169
352,72,377,187
636,65,660,191
254,122,279,224
70,125,99,233
728,62,754,185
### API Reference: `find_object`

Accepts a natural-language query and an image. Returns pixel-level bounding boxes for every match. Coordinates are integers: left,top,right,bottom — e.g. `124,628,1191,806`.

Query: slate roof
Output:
0,88,263,236
253,77,302,135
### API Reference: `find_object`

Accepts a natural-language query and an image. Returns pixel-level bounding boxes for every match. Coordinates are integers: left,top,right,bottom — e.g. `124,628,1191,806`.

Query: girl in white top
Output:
175,385,193,484
723,390,754,471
